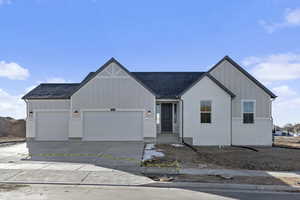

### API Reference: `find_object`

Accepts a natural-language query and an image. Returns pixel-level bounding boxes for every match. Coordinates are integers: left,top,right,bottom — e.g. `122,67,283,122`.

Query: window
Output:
242,100,255,124
200,100,211,123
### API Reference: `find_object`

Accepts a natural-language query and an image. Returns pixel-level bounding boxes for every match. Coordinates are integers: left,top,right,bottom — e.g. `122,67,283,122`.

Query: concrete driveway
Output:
0,142,153,186
20,141,144,169
0,142,28,163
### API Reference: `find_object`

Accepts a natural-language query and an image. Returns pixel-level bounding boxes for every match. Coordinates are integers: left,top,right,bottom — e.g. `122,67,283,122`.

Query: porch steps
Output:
156,133,181,144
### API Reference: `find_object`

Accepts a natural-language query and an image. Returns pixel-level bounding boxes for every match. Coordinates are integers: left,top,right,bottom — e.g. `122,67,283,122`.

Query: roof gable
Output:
179,73,235,98
208,56,277,98
71,57,156,97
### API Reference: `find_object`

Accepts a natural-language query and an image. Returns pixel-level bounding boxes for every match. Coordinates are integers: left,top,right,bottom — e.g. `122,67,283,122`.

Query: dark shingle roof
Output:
22,83,80,99
22,56,275,100
132,72,205,98
22,72,206,99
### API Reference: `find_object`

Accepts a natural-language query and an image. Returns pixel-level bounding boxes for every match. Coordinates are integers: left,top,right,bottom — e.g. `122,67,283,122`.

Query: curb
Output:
141,167,300,178
0,140,26,145
148,182,300,192
0,181,300,192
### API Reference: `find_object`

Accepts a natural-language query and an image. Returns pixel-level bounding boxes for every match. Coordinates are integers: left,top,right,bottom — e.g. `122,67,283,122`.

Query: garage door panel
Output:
83,111,143,141
36,111,69,141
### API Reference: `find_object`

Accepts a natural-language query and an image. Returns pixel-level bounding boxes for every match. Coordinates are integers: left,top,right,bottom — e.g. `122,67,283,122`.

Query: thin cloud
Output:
273,85,297,97
0,89,25,119
0,61,30,80
0,0,11,5
46,77,68,83
260,8,300,33
243,53,300,83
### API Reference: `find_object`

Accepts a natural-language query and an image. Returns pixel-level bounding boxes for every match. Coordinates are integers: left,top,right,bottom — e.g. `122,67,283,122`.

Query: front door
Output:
161,103,173,132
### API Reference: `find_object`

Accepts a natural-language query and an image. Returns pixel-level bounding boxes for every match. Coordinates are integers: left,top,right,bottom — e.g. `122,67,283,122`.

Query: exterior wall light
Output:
28,111,34,120
73,110,80,118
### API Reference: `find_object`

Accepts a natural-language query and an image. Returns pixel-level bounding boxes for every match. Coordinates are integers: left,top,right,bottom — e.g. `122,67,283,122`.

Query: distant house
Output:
23,56,276,146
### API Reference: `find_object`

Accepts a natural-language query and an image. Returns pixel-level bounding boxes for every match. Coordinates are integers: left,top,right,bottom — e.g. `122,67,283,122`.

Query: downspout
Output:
180,99,184,143
230,98,233,146
270,98,275,145
24,99,28,146
180,98,198,152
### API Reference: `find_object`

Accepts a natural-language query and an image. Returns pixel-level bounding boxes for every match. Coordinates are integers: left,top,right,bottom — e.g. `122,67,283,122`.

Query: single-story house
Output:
23,56,277,146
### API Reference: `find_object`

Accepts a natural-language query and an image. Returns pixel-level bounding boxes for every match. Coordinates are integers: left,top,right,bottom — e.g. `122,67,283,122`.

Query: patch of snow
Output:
142,150,164,162
145,143,155,150
171,144,184,147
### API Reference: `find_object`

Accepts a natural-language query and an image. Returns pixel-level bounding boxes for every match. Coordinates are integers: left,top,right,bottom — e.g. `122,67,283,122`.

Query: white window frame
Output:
241,99,256,124
173,103,177,124
200,100,212,124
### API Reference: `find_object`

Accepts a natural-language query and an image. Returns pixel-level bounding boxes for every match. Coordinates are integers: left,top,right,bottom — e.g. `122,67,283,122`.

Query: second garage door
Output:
36,111,69,141
83,111,143,141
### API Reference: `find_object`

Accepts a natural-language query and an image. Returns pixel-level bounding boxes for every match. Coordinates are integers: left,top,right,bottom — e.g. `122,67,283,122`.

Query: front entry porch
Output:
155,100,181,144
156,133,180,144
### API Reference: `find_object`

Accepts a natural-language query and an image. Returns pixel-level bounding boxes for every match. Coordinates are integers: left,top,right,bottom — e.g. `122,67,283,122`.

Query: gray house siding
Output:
182,76,232,146
27,100,70,111
209,59,273,146
23,57,274,146
70,62,156,140
209,60,271,118
26,100,70,139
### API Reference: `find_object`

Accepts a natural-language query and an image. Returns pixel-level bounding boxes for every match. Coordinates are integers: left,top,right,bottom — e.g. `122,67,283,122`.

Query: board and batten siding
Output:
70,62,156,139
209,59,273,146
209,60,272,118
182,76,231,146
26,100,71,138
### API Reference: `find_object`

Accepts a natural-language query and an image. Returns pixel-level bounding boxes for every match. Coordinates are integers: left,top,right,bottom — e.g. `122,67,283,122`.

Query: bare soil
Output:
152,144,300,171
274,136,300,148
148,174,300,186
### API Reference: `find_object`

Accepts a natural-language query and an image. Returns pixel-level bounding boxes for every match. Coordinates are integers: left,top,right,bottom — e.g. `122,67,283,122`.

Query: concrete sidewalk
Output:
1,162,300,178
1,163,300,192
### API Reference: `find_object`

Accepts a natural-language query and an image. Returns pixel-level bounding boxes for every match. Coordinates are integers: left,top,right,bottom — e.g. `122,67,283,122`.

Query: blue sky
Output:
0,0,300,126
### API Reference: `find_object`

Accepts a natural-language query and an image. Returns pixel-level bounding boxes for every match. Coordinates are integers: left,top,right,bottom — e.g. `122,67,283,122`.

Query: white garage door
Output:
35,111,69,141
83,111,143,141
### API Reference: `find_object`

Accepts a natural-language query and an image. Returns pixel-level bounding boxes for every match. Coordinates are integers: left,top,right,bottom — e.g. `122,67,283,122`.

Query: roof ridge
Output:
132,71,204,73
39,83,80,85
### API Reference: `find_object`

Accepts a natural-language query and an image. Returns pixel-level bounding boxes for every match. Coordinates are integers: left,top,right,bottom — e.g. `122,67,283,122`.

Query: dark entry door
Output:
161,103,173,132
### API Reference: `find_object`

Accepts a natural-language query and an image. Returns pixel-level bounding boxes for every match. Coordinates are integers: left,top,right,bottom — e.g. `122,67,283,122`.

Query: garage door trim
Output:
34,109,70,141
81,109,144,141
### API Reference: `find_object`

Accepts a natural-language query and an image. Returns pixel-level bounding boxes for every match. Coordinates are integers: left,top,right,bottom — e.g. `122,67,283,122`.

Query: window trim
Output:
241,99,256,124
200,100,212,124
173,103,177,124
156,104,161,125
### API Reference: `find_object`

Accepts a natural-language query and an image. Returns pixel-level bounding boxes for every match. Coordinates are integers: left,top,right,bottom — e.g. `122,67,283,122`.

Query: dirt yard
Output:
274,136,300,148
148,174,300,186
146,144,300,171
